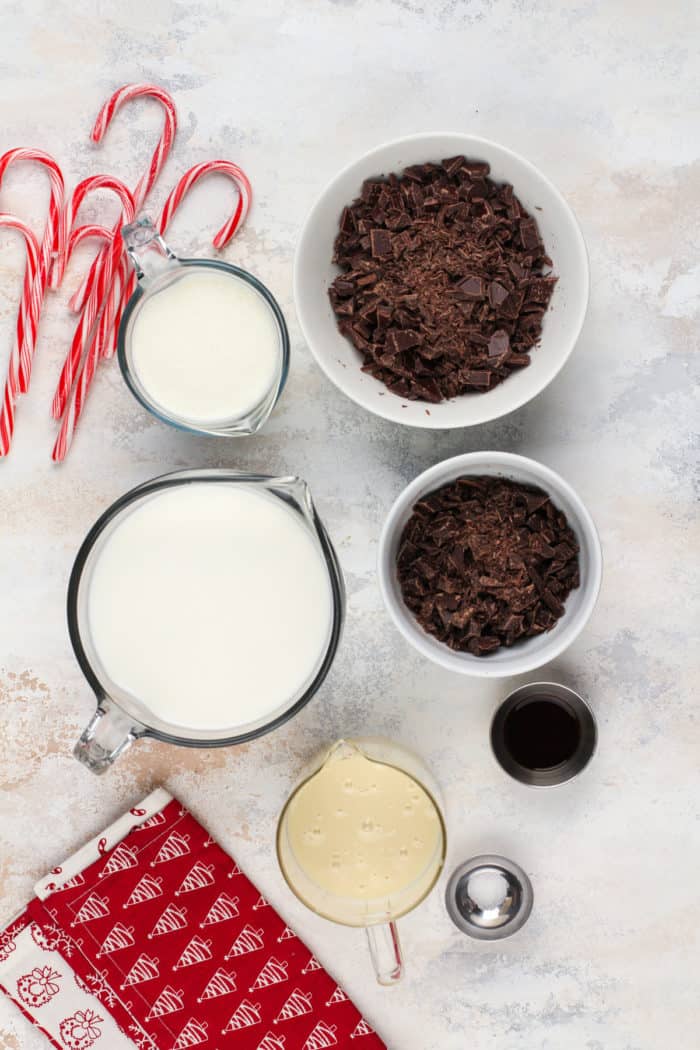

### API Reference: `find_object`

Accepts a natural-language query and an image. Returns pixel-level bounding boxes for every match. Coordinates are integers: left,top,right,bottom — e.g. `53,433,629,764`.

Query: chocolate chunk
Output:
394,329,422,351
519,219,541,250
488,280,509,307
370,228,393,257
462,160,490,177
329,156,556,402
340,207,356,233
333,278,355,298
456,275,485,299
462,370,491,388
396,476,579,656
488,330,510,357
440,156,463,176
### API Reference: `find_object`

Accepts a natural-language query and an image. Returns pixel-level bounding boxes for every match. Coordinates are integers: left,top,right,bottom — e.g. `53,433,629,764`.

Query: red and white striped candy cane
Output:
157,160,252,246
103,159,251,351
65,222,113,257
52,260,129,462
103,160,252,359
0,150,64,392
67,83,177,315
63,222,114,353
98,253,129,360
51,176,135,290
0,215,40,455
50,176,135,421
53,159,252,461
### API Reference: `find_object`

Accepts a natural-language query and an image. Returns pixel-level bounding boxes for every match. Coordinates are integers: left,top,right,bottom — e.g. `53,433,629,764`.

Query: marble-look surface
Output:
1,3,698,1048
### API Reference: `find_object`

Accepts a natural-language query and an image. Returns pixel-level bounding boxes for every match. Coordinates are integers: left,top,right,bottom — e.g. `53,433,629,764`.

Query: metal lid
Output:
445,854,533,940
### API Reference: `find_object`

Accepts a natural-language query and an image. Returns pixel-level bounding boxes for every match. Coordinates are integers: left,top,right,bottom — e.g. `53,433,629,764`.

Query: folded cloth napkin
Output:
0,790,384,1050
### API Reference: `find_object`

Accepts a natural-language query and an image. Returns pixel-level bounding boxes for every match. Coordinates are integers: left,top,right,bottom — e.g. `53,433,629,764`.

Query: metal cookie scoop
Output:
445,855,533,940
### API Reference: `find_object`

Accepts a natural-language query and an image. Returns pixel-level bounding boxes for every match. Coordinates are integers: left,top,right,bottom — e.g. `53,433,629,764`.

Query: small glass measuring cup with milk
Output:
70,470,344,772
277,739,446,984
117,219,289,436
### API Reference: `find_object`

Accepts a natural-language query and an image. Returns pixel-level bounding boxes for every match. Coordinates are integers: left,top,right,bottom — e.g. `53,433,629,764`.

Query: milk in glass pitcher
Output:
71,471,344,772
118,219,289,436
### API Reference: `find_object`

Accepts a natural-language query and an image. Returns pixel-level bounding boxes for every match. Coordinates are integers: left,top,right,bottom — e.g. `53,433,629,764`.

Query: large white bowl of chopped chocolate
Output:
294,133,588,428
378,452,602,676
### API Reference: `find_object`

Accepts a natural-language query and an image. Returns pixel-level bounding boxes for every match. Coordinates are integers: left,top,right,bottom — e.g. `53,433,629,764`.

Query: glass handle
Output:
366,921,404,985
122,216,179,283
74,700,142,774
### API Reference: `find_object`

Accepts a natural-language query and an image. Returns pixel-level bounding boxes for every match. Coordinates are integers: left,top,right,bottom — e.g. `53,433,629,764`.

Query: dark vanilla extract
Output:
502,697,580,770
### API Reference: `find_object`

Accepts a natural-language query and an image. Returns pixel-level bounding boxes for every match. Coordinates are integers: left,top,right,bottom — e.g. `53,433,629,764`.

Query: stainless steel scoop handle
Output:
74,699,144,774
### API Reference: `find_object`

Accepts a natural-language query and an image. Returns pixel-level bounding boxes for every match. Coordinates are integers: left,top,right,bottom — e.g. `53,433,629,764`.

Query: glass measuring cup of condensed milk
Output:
117,218,289,436
277,738,446,984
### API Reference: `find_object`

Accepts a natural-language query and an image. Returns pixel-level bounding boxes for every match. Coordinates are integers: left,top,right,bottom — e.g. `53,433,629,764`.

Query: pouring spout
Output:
322,739,365,766
272,476,313,517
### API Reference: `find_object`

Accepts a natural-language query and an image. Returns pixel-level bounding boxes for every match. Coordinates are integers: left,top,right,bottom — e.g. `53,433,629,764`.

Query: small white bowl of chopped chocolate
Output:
378,452,602,677
294,133,588,428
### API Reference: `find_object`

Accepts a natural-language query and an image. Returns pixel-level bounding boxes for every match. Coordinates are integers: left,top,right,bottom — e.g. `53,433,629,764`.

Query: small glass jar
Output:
118,218,290,437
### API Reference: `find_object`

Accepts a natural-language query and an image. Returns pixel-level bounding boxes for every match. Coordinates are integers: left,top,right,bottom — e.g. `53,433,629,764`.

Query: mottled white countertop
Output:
1,3,698,1048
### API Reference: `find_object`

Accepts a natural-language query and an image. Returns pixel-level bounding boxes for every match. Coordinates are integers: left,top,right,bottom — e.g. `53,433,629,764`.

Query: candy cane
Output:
63,223,114,353
0,215,40,455
0,150,64,392
51,176,135,290
53,159,252,462
67,83,177,315
65,223,113,257
157,160,252,246
104,159,251,352
105,159,251,353
50,176,135,421
52,255,132,461
97,254,129,360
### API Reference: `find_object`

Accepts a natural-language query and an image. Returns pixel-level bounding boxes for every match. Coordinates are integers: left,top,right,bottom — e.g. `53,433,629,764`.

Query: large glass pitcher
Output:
70,470,345,773
277,738,446,985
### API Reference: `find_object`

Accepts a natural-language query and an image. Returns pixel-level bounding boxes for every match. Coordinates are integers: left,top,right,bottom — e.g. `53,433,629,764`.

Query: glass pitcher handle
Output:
74,700,143,774
122,217,179,283
366,921,404,985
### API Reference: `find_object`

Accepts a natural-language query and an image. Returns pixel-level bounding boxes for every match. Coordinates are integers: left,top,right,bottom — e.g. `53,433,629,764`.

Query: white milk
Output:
130,269,281,425
85,483,334,732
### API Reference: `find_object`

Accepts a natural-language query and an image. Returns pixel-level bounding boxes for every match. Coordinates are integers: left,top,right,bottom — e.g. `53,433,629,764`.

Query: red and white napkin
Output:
0,790,384,1050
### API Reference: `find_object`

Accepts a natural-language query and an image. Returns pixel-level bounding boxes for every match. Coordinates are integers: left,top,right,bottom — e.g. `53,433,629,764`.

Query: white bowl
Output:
378,452,602,677
294,133,589,429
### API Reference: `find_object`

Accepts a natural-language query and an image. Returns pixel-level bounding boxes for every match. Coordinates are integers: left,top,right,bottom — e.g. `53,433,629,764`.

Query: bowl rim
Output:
293,131,590,429
377,451,602,677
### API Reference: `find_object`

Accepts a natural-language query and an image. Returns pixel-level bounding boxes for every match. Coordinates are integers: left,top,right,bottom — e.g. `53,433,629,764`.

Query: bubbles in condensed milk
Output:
284,747,443,905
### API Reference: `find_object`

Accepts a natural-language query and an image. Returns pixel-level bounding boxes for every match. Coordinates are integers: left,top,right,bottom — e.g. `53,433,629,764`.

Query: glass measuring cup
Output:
117,218,289,436
70,470,345,773
277,738,446,985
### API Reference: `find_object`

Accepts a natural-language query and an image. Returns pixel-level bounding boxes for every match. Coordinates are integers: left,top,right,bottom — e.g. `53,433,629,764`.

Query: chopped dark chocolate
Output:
488,280,509,307
457,275,485,299
329,156,556,401
396,476,580,655
488,330,510,357
370,228,393,257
